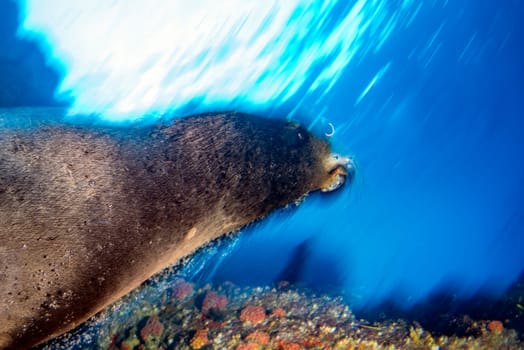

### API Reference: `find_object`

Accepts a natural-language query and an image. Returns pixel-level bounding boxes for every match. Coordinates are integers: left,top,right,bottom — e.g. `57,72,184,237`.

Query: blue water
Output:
2,0,523,312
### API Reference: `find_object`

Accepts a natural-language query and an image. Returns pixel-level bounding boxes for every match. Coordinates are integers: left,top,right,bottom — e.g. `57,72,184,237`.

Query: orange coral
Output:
240,305,266,324
302,337,323,347
277,340,303,350
271,308,287,317
487,320,504,333
236,343,261,350
190,329,209,349
246,330,270,345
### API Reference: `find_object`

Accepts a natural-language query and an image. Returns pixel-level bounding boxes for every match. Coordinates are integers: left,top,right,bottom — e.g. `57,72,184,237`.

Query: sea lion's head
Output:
275,120,354,194
197,113,354,221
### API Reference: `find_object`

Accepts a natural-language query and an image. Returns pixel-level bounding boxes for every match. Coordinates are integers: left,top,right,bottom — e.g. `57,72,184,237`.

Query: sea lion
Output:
0,110,352,349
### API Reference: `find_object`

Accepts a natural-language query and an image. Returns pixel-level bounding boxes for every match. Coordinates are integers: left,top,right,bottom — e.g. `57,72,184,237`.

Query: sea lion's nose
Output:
321,154,354,192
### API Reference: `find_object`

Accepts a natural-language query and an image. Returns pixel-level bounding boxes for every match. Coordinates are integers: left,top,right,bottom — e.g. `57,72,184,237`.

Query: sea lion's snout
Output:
320,153,354,192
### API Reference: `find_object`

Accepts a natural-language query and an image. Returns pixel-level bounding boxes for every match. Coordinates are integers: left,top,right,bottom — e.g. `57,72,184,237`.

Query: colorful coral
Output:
201,290,228,314
277,340,303,350
271,308,287,317
190,329,209,349
240,305,266,324
487,320,504,333
171,278,194,299
245,330,270,345
236,342,261,350
119,333,140,350
139,315,163,341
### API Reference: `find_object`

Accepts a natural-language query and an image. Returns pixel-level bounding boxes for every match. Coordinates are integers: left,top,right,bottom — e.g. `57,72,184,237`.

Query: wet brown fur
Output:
0,110,346,349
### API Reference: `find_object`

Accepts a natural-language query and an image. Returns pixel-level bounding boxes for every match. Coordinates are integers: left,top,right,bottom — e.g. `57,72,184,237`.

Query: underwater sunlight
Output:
17,0,415,123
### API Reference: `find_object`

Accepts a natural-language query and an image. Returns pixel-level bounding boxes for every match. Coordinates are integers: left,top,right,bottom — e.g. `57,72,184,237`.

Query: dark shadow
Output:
275,239,345,293
275,240,311,285
0,0,70,107
355,272,524,339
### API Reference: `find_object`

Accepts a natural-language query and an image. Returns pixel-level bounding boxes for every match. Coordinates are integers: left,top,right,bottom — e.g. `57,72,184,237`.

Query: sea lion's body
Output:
0,110,350,349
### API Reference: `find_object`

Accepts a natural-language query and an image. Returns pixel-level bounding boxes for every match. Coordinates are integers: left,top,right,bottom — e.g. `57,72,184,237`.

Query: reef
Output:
38,277,524,350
